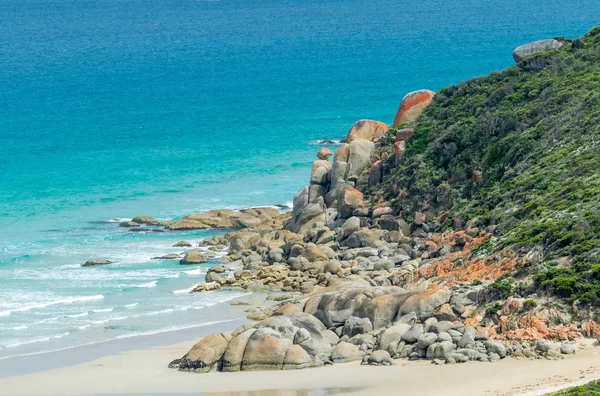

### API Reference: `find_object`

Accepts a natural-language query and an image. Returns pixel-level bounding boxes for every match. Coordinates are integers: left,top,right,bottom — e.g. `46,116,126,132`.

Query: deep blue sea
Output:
1,0,599,359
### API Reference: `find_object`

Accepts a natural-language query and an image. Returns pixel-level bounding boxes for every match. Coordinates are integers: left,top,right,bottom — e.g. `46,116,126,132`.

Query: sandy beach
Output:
1,333,599,396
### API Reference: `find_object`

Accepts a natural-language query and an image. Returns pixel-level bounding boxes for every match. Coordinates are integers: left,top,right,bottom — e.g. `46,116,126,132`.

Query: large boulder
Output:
241,327,292,371
399,285,451,319
345,120,389,143
175,333,229,372
337,188,364,219
222,328,256,372
180,250,207,265
393,90,435,127
229,232,261,254
132,216,158,225
513,39,563,63
310,159,332,186
166,209,278,230
304,285,416,329
331,342,364,363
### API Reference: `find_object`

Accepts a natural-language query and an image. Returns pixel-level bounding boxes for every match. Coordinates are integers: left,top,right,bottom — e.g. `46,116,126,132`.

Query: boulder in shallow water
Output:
180,250,207,264
119,220,139,227
151,253,181,260
173,241,192,247
81,259,112,267
132,216,159,226
512,39,563,63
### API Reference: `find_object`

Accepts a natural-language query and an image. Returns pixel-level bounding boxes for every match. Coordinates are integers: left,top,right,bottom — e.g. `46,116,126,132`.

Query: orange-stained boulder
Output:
337,188,364,218
393,90,435,127
346,120,390,143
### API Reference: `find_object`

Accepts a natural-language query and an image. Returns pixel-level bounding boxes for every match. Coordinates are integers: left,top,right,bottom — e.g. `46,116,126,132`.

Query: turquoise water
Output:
1,0,600,359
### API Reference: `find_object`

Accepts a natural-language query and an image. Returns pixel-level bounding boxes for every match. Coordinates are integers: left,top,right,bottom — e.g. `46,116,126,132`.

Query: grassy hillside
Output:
382,27,600,304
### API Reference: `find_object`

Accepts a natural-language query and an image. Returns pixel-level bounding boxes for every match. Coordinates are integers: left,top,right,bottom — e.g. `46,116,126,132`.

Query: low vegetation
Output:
380,26,600,305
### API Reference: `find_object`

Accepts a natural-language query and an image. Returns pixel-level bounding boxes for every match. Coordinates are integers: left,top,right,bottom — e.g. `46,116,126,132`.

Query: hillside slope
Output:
379,27,600,305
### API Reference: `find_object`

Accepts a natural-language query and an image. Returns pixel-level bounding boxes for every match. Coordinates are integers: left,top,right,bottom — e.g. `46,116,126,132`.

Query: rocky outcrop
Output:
81,259,112,267
393,90,435,127
512,39,563,63
166,208,281,230
180,250,207,264
345,120,389,143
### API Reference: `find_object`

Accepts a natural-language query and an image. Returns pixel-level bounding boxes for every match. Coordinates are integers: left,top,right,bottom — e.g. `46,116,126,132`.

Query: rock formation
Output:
512,39,563,63
393,90,435,127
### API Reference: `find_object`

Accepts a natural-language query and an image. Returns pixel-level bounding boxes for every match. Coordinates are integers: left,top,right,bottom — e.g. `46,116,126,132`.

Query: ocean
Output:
1,0,599,360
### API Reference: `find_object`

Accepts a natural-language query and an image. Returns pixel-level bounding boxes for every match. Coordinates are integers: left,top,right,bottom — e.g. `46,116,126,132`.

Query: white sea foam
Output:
92,307,113,313
135,281,157,288
124,303,139,308
184,268,203,275
172,286,196,294
67,312,89,318
10,325,28,330
0,295,104,317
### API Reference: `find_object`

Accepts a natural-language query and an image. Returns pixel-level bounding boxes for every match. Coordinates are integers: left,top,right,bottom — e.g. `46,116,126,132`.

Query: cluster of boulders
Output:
169,283,515,373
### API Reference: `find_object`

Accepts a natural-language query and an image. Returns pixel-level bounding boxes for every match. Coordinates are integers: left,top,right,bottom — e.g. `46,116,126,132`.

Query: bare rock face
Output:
345,120,389,143
393,90,435,127
304,286,416,329
513,39,563,63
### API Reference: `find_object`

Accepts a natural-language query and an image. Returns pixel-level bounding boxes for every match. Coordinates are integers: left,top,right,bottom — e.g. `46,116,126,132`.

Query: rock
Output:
369,160,384,187
402,324,424,343
372,206,393,218
364,350,394,366
132,216,159,225
304,285,415,329
317,148,333,160
343,316,373,338
324,260,342,274
433,304,457,322
417,333,438,349
331,341,364,363
152,253,181,260
119,221,139,227
345,120,389,143
301,244,328,262
339,216,361,240
378,323,411,351
457,327,475,348
205,272,221,283
81,259,112,267
513,39,563,63
395,128,415,141
176,333,229,372
283,345,313,370
399,285,451,319
484,340,507,358
536,339,560,353
173,241,192,247
222,328,256,372
191,283,221,292
310,160,333,186
180,250,207,265
395,312,418,326
229,232,261,254
393,90,435,127
241,327,292,371
560,343,576,355
338,189,364,219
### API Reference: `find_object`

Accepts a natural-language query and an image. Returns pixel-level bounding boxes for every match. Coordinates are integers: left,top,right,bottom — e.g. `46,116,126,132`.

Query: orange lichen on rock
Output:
393,90,436,127
413,232,523,285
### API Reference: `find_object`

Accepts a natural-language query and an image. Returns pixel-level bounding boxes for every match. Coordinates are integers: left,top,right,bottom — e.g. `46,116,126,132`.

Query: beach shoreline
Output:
1,330,600,396
0,293,273,378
